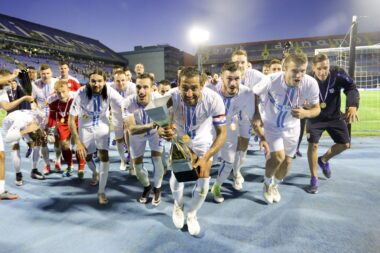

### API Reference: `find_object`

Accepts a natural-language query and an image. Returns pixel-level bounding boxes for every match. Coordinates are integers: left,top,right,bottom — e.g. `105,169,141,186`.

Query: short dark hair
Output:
59,62,69,67
158,80,171,86
40,64,51,71
269,59,281,66
231,49,247,58
179,67,207,85
312,53,329,65
136,73,154,84
221,62,239,73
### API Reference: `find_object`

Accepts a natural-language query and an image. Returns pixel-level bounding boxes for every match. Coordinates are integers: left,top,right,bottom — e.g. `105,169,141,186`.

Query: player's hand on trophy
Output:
12,69,21,77
157,124,176,141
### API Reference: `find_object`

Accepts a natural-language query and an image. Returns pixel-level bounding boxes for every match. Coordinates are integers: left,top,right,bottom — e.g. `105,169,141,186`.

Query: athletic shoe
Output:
0,191,18,200
138,185,152,204
263,183,274,204
272,184,281,203
16,172,23,186
232,173,244,191
25,147,32,158
305,176,319,194
77,170,84,180
119,160,127,171
172,203,185,229
54,161,62,171
210,183,224,203
43,164,51,175
296,150,302,157
152,187,161,207
98,193,108,205
90,172,99,186
187,213,201,236
31,169,45,180
318,156,331,178
62,167,73,177
129,167,136,176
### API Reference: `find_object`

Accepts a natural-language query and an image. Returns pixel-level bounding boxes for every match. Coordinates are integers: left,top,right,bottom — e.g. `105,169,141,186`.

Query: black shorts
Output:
306,119,350,144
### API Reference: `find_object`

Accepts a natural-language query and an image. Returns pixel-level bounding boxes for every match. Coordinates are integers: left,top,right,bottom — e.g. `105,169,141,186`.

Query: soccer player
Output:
252,53,321,204
158,67,227,236
32,64,58,175
110,70,136,173
231,49,265,188
305,53,359,194
269,59,282,73
262,64,270,75
68,69,123,205
210,62,269,203
58,62,81,92
0,69,35,199
48,80,86,178
122,73,165,206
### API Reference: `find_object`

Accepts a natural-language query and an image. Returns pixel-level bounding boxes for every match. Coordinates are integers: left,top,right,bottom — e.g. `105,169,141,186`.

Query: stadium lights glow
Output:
189,27,210,45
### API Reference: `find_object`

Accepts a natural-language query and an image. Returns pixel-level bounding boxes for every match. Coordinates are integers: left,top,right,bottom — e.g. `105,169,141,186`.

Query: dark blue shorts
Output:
306,119,350,144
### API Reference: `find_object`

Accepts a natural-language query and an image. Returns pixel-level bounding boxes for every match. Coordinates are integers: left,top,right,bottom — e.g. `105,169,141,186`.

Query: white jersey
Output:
122,92,161,136
214,84,255,125
205,81,221,93
0,88,10,108
168,87,226,146
243,69,265,89
69,85,123,128
253,72,319,129
32,78,58,117
2,109,45,143
111,81,137,127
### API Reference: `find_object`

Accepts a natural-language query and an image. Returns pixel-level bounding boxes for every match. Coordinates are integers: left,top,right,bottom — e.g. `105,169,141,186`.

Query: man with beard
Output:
158,67,227,236
210,62,269,203
253,53,321,204
122,73,165,206
69,70,123,205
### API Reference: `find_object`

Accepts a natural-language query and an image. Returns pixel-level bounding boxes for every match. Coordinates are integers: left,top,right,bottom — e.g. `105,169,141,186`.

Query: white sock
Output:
98,161,109,194
152,156,164,188
116,142,126,163
41,146,50,165
32,146,41,168
0,180,4,194
134,163,150,187
188,177,210,216
233,150,246,177
216,161,233,185
161,145,167,168
12,149,21,173
264,176,273,186
87,159,97,173
273,177,283,185
169,172,184,207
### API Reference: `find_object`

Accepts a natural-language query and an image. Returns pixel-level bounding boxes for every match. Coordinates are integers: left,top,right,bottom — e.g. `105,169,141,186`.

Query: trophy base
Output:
173,169,199,182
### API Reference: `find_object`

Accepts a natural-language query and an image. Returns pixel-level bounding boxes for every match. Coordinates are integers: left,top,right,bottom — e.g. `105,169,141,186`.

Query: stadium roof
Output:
0,13,126,63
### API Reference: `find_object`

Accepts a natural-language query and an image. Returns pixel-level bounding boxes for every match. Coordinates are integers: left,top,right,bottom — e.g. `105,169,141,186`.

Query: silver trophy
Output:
144,95,198,182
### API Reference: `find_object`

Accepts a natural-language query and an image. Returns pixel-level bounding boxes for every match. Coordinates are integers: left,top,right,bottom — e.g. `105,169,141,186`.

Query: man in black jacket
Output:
306,53,359,194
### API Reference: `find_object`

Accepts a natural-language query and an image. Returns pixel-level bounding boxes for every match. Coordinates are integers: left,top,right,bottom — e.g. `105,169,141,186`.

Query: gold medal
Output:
182,134,190,143
320,102,327,109
60,118,65,123
230,123,237,131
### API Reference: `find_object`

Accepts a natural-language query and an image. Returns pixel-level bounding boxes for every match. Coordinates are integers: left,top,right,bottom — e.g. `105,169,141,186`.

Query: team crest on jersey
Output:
329,88,335,93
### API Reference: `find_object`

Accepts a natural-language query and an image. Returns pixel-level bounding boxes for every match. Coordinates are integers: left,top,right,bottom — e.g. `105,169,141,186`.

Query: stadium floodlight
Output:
189,26,209,72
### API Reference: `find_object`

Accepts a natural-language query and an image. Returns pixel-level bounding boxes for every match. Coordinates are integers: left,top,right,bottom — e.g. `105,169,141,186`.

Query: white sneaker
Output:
211,183,224,203
232,173,244,191
187,213,201,236
172,203,184,229
272,184,281,203
263,183,274,204
119,160,127,171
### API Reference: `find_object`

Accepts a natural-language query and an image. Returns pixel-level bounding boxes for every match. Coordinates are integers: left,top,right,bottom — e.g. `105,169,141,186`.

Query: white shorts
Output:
264,125,300,157
238,122,252,139
129,133,163,159
188,139,212,159
113,124,124,140
79,125,109,154
220,125,239,163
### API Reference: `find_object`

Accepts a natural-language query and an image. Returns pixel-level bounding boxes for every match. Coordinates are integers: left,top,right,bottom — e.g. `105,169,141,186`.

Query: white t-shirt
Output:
243,69,265,89
168,87,226,146
110,81,137,98
253,72,319,129
121,92,161,135
69,84,123,128
32,78,59,116
0,88,10,109
214,84,255,125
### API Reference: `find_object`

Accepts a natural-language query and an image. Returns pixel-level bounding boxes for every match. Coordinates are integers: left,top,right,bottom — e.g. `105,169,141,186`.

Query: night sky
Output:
1,0,379,54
